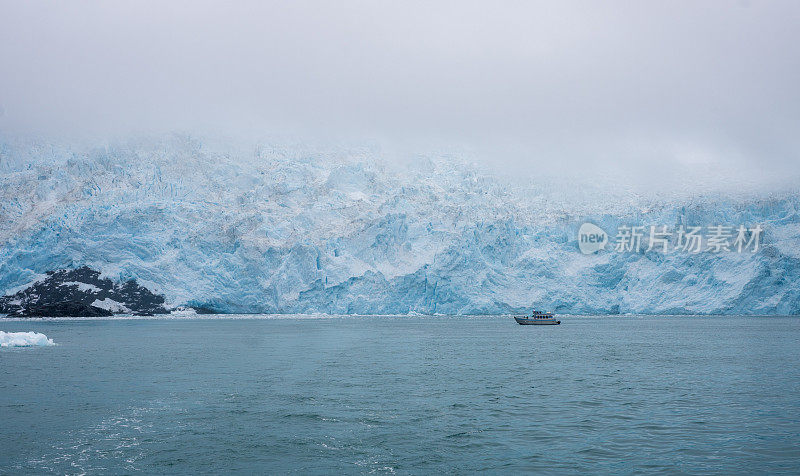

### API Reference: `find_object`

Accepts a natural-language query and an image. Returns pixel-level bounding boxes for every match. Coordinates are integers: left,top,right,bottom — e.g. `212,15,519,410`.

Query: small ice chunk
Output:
0,331,56,347
170,306,197,317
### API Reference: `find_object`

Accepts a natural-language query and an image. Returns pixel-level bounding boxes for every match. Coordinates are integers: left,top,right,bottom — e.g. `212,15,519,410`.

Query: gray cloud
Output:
0,0,798,190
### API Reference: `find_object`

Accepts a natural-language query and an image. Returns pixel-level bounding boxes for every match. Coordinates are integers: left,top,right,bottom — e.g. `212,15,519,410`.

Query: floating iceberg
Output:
0,331,56,347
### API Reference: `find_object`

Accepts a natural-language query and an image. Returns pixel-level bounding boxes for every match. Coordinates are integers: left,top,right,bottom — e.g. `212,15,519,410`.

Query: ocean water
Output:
1,315,799,474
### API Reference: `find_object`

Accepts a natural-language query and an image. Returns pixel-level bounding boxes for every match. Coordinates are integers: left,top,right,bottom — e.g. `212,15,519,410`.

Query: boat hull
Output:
514,316,561,325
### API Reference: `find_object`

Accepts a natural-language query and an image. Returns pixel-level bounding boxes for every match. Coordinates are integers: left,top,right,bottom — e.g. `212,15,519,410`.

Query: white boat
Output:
514,310,560,325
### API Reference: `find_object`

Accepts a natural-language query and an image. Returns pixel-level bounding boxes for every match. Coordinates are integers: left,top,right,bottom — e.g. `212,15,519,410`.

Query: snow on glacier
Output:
0,331,55,347
0,135,798,315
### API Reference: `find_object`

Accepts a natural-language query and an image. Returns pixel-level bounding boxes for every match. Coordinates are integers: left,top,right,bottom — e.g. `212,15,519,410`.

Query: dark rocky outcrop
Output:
16,302,114,318
0,267,169,317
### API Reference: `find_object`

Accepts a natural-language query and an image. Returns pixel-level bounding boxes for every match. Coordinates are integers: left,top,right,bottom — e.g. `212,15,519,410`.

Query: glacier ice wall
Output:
1,136,798,315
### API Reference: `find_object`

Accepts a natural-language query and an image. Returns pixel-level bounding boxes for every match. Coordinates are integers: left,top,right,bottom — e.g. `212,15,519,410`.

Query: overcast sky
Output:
0,1,798,189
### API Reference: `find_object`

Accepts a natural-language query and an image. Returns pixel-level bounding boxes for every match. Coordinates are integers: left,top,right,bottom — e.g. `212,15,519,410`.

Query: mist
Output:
1,0,798,191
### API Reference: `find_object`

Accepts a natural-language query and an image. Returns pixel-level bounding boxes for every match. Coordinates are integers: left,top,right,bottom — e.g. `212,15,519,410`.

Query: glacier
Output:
0,135,798,315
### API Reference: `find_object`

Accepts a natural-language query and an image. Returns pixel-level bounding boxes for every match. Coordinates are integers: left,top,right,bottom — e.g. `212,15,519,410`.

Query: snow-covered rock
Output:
0,267,167,316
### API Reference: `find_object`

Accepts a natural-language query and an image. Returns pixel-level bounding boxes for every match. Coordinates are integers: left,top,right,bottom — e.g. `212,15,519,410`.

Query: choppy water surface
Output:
2,315,799,474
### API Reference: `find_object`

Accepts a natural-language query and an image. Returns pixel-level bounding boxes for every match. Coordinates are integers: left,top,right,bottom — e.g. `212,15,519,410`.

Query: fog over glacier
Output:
2,1,800,187
0,1,798,313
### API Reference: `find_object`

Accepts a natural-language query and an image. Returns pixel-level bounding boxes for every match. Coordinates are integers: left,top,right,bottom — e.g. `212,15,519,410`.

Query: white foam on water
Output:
0,313,375,322
0,331,56,347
